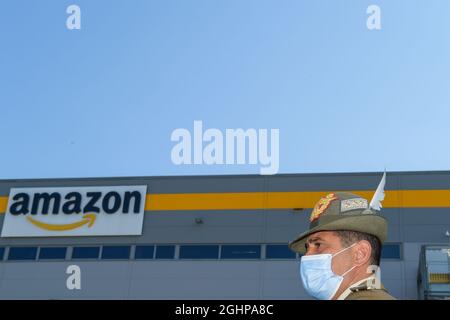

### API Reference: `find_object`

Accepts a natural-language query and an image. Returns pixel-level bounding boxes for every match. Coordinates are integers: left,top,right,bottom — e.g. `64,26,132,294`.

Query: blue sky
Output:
1,0,449,179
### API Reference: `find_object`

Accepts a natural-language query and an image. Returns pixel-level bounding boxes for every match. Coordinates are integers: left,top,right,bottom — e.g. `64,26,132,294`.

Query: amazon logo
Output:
1,186,147,238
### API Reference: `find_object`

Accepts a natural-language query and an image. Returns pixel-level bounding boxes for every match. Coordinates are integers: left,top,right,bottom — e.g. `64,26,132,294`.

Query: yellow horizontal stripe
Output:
145,192,264,211
145,190,450,211
1,189,450,214
0,197,7,214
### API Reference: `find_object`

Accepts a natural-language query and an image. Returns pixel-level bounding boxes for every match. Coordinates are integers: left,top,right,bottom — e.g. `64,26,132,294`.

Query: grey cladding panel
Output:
2,170,449,196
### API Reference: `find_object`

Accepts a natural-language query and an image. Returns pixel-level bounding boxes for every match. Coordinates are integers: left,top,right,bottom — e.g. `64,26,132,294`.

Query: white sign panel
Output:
1,185,147,237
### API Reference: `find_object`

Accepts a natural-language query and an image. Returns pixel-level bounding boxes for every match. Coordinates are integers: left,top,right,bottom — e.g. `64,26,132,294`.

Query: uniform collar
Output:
336,275,377,300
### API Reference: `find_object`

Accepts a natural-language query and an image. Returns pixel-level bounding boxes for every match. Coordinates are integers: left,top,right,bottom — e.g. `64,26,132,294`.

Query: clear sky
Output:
1,0,449,179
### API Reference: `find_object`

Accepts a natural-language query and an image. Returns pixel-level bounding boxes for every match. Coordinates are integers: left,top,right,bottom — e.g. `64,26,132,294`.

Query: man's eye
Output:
314,243,321,248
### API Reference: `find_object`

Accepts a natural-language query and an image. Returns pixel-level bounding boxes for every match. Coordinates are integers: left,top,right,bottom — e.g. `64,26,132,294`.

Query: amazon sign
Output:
1,185,147,237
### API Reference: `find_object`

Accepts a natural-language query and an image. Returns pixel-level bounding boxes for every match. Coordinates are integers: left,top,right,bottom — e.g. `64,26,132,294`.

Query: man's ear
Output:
353,240,372,266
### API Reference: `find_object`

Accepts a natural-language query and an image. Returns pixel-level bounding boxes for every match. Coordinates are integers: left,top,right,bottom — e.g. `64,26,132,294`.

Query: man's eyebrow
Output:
307,237,324,243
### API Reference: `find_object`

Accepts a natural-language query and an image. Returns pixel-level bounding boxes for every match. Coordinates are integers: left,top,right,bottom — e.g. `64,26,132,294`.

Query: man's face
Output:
304,231,354,277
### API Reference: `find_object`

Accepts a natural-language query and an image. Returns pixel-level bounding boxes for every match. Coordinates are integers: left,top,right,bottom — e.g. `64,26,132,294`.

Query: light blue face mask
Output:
300,243,357,300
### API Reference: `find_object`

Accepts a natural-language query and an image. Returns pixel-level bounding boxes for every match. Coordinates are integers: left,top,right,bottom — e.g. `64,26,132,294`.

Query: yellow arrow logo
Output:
26,214,97,231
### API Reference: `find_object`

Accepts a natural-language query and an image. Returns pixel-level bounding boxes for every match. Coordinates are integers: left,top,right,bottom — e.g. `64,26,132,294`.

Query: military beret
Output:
289,192,387,254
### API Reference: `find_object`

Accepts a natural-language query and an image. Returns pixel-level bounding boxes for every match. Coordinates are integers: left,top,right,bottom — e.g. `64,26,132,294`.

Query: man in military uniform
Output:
289,190,396,300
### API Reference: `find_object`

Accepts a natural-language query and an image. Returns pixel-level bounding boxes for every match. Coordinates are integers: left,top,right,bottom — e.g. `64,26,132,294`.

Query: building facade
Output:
0,171,449,299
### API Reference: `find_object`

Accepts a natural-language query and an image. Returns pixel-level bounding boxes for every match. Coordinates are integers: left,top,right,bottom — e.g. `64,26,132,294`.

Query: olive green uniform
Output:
344,281,396,300
346,288,395,300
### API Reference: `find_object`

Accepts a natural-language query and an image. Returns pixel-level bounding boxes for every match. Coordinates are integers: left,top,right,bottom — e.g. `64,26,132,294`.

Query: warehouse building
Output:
0,171,449,299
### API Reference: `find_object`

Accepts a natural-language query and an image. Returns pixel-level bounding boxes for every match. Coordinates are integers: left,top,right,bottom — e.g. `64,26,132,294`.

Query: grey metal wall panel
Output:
0,178,146,195
145,211,266,227
401,208,450,225
382,279,404,300
403,243,422,262
403,225,450,243
379,261,403,280
404,262,419,281
397,172,450,190
264,210,308,227
379,209,401,225
264,226,305,243
1,170,450,196
0,259,408,300
143,226,265,243
386,224,402,242
129,261,262,299
266,172,399,192
261,279,309,300
146,176,267,194
405,280,419,300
